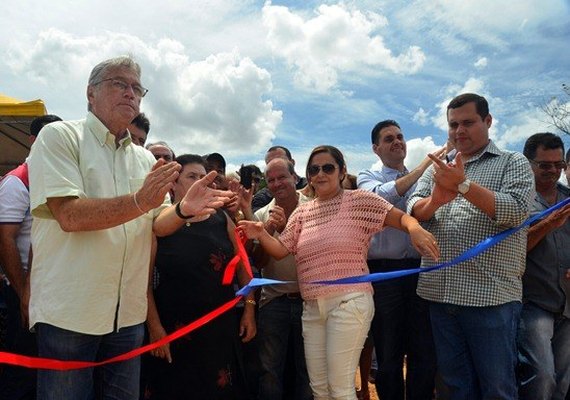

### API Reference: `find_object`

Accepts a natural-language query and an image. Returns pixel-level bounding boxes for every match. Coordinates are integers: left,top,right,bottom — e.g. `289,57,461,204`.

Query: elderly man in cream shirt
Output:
28,56,232,400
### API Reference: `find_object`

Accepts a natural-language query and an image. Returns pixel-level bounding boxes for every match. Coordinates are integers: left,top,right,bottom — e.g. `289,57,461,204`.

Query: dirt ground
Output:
356,369,379,400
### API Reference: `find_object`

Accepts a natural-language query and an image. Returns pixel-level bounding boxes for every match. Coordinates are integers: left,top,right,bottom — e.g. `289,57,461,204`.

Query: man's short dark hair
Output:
370,120,400,144
175,154,206,168
203,152,226,171
131,113,150,134
447,93,489,120
267,146,292,161
30,114,62,137
523,132,565,160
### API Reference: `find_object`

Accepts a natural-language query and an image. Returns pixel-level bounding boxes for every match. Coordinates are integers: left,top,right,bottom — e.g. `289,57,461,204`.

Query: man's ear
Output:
372,143,380,157
86,85,95,106
485,113,493,129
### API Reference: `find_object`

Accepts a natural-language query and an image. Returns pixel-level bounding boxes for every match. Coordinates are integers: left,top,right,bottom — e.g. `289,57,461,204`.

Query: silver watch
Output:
458,179,471,195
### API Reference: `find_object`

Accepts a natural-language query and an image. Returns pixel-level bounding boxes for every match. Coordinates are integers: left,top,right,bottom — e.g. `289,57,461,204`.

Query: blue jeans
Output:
517,302,570,400
430,301,521,400
36,323,144,400
370,270,436,400
257,296,312,400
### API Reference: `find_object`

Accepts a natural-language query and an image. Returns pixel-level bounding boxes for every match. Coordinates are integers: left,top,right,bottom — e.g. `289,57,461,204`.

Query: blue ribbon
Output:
237,197,570,296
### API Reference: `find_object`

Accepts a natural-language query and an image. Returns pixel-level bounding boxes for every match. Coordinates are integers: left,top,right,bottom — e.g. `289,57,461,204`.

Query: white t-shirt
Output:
0,174,31,271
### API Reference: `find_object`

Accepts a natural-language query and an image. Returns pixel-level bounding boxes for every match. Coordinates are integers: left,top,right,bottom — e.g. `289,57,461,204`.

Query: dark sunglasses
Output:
529,159,567,170
308,163,337,177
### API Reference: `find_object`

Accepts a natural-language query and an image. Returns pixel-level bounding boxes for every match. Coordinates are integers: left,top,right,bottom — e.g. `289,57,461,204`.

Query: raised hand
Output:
429,151,465,192
266,206,286,233
225,179,241,214
238,186,254,213
179,171,234,217
136,159,181,212
431,181,457,207
418,145,448,171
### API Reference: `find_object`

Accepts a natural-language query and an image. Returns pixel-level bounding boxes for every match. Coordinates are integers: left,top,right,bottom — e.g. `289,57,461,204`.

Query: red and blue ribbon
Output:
2,197,568,370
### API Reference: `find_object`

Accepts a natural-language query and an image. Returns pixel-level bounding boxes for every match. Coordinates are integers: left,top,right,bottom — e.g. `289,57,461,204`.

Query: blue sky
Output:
1,0,569,175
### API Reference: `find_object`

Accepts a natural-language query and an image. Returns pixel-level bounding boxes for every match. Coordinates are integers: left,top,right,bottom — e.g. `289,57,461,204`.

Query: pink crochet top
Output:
279,189,392,300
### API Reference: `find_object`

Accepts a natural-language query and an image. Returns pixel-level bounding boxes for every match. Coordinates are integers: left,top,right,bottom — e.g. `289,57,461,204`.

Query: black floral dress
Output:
150,210,249,400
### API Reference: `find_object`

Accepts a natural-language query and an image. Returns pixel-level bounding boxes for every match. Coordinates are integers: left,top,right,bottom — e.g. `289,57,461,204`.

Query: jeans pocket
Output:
339,293,373,325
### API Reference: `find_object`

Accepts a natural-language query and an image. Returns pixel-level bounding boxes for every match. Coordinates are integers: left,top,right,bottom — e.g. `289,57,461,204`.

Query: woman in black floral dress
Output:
146,154,256,400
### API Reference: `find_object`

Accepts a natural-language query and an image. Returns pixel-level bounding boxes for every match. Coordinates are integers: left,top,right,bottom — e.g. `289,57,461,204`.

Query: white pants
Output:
302,292,374,400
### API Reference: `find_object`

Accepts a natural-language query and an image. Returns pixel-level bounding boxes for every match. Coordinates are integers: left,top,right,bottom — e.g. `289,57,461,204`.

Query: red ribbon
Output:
0,228,253,370
222,227,253,285
0,297,242,370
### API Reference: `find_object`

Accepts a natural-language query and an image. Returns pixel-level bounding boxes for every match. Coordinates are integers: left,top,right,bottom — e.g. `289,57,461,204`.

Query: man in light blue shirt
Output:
358,120,444,400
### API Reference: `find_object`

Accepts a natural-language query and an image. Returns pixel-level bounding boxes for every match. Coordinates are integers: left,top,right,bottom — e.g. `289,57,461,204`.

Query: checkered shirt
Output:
407,141,534,306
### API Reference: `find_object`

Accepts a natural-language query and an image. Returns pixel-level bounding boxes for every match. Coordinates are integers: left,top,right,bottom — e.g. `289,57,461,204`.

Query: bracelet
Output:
245,299,257,306
133,192,147,214
175,202,193,220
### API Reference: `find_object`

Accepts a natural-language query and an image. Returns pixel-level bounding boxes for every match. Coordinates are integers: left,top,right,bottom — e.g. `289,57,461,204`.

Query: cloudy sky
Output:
2,0,569,175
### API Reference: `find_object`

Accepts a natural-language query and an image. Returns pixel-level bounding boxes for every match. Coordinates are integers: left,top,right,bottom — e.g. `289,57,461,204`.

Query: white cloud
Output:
405,136,442,169
5,29,282,157
262,2,425,92
413,107,429,126
495,103,558,149
397,0,566,54
474,57,488,69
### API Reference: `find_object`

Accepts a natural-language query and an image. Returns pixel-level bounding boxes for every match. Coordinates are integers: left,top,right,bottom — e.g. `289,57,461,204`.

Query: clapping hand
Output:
267,206,286,233
178,171,234,217
136,159,181,212
429,151,465,192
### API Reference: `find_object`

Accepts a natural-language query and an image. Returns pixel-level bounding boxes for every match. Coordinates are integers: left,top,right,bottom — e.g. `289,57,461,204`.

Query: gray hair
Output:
146,141,175,158
87,56,142,111
88,56,141,86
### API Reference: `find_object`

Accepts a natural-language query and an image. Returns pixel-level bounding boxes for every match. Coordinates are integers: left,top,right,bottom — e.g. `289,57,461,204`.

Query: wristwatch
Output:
458,179,471,195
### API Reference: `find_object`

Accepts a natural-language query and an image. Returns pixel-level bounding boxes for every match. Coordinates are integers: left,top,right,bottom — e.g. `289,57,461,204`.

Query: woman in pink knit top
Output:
239,145,439,400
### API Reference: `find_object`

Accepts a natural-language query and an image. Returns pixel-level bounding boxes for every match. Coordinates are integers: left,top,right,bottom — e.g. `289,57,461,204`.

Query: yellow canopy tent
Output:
0,93,47,176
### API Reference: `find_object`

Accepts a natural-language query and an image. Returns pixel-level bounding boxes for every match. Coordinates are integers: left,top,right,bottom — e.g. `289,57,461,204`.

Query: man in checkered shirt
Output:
408,93,534,399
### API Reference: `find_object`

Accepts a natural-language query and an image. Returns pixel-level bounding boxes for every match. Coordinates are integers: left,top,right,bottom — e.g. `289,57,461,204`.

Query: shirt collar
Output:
380,164,408,176
87,112,133,148
465,140,502,163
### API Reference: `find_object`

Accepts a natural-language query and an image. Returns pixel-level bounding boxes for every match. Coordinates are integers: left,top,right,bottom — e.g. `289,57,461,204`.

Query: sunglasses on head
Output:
308,163,337,177
529,159,567,170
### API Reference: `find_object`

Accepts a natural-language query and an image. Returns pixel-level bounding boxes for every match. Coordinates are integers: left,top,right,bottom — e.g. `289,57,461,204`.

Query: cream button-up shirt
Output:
28,112,168,334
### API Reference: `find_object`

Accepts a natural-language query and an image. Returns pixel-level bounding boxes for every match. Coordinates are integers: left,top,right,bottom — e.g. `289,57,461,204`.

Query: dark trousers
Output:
368,258,436,400
0,285,37,400
257,295,312,400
